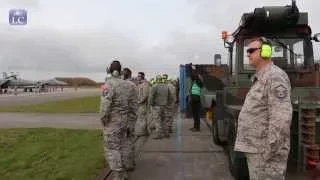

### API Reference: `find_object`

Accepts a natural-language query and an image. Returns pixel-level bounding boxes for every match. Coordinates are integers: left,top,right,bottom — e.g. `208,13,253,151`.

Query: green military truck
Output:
211,1,320,179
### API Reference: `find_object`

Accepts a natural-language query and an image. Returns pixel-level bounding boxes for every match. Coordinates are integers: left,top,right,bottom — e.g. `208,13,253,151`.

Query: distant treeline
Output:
55,77,99,87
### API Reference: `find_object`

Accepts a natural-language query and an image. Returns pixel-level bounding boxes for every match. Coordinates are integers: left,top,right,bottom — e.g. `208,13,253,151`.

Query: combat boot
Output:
127,167,135,172
164,133,170,138
191,128,200,132
151,135,162,139
124,171,128,180
112,171,127,180
126,161,136,172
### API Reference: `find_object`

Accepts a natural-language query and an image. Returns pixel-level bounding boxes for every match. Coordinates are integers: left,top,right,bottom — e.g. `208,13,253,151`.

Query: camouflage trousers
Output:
246,151,289,180
123,124,136,170
147,106,154,135
150,105,170,138
111,171,127,180
135,103,149,136
103,126,127,171
165,105,175,133
103,126,135,172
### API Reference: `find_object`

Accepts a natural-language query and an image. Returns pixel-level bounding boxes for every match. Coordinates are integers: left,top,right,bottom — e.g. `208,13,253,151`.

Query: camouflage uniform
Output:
148,82,172,139
123,78,138,171
135,79,150,136
234,62,292,180
166,83,176,133
99,75,138,179
146,106,154,135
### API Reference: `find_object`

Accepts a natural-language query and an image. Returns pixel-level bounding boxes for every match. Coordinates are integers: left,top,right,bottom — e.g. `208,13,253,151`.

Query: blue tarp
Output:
179,65,187,112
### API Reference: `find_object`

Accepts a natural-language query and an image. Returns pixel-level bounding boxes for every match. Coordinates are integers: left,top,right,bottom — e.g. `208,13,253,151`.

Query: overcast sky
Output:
0,0,320,82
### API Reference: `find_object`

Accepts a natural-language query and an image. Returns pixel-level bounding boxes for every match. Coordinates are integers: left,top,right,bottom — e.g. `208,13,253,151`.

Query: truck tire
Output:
227,118,249,180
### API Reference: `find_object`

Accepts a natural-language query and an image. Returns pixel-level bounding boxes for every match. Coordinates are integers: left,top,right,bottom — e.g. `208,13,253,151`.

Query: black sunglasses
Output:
247,47,261,54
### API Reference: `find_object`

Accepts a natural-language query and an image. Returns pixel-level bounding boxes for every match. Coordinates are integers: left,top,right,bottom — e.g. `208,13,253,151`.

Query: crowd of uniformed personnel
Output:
99,60,178,180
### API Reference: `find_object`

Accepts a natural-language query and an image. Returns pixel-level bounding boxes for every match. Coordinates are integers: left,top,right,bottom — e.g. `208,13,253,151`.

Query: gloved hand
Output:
101,119,107,127
127,126,135,137
100,117,108,127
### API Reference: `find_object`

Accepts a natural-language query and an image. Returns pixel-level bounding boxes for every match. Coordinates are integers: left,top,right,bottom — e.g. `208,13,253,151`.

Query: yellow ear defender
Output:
260,37,272,59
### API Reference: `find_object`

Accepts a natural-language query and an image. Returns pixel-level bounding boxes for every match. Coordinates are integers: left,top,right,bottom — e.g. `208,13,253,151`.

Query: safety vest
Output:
191,82,200,96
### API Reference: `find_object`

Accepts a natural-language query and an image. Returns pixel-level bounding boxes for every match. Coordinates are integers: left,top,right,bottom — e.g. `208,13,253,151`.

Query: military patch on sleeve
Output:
100,84,109,97
272,84,288,99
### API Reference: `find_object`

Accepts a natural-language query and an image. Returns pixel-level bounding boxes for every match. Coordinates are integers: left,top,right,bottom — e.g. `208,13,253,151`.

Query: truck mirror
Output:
214,54,222,66
216,58,221,66
296,57,303,65
313,33,320,42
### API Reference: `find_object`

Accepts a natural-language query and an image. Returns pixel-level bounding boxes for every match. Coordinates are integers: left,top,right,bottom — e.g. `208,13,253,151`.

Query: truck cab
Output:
212,1,320,179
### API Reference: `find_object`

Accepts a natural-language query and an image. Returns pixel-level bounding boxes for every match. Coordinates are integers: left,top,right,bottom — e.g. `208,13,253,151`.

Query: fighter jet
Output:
0,72,70,94
36,78,68,86
33,78,68,93
0,72,36,93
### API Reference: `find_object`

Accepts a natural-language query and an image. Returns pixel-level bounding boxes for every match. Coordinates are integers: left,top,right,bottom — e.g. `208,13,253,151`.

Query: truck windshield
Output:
243,38,305,70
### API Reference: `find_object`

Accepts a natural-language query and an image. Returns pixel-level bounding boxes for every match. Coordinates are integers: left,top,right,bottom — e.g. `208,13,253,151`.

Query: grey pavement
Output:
129,116,233,180
0,88,100,108
0,113,101,129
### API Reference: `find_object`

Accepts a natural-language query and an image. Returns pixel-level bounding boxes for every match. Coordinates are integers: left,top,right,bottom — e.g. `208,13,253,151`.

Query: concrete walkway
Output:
129,115,233,180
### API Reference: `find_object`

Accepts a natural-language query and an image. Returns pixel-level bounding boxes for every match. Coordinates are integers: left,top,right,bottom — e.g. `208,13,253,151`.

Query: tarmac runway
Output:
0,88,100,108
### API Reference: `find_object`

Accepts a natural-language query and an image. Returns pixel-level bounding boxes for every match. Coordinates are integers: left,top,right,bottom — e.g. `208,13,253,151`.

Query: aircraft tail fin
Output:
2,72,8,79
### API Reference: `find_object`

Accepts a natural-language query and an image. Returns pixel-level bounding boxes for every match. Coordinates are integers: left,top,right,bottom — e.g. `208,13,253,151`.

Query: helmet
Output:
156,75,162,83
107,60,121,74
123,67,132,80
150,79,155,86
162,74,168,80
